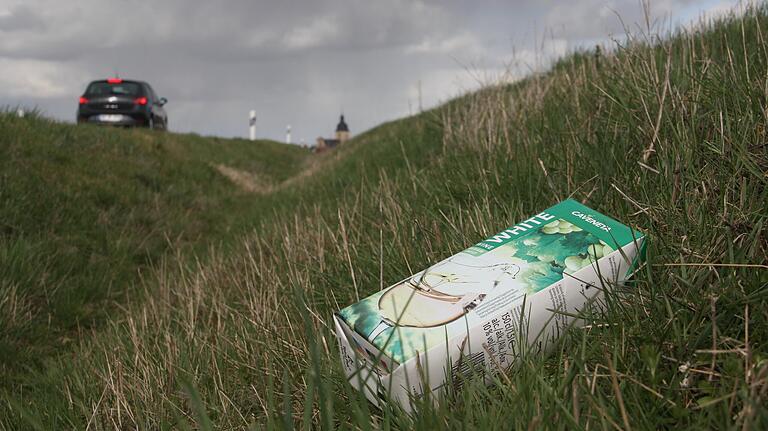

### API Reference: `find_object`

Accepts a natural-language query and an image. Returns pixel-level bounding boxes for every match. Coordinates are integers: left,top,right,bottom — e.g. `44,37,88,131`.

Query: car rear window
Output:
85,82,141,97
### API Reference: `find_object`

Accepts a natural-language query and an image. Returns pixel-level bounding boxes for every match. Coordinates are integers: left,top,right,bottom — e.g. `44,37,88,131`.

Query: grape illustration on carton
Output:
333,199,646,411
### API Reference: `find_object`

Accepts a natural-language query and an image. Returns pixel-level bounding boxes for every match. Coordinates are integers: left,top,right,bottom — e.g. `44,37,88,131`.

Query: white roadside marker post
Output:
249,110,256,141
286,124,291,145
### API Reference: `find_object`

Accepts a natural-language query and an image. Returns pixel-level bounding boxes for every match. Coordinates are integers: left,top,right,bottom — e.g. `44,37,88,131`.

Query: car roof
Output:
89,79,149,86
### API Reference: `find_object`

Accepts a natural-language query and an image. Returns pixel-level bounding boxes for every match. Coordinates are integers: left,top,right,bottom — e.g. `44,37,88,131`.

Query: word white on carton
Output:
333,199,646,410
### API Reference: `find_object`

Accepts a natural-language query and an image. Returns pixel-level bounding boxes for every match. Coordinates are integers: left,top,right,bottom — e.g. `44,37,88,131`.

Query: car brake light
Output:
79,96,88,104
134,97,148,105
107,78,122,84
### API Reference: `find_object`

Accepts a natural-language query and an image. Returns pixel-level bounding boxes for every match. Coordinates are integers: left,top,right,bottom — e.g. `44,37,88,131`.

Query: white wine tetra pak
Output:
333,199,646,410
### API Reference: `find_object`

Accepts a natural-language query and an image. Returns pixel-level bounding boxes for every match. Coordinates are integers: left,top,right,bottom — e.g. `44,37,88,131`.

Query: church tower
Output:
335,114,350,143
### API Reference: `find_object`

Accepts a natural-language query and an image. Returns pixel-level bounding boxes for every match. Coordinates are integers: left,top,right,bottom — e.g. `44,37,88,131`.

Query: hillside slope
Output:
3,5,768,430
0,116,309,370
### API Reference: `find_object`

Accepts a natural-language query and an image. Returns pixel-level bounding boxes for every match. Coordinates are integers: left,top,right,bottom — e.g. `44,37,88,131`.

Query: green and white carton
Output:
333,199,646,410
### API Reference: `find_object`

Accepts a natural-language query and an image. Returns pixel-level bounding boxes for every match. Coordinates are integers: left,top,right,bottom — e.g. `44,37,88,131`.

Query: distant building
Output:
315,115,350,152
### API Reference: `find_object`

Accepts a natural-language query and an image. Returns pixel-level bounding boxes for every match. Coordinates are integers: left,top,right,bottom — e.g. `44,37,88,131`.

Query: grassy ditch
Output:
2,4,768,429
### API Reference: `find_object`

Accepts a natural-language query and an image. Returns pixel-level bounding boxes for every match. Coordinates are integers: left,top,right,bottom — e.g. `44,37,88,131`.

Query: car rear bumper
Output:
79,114,148,127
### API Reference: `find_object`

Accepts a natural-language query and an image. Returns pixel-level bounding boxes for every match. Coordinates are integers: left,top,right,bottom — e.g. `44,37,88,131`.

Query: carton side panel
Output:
367,235,647,408
432,237,644,398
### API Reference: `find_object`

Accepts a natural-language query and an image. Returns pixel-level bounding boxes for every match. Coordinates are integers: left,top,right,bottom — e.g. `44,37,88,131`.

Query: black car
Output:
77,78,168,129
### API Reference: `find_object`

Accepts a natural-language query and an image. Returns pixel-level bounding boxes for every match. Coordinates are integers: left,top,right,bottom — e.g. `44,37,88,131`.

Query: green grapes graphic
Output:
540,220,613,275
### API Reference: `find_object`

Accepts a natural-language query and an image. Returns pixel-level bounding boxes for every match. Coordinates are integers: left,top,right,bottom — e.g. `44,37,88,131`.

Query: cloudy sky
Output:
0,0,736,142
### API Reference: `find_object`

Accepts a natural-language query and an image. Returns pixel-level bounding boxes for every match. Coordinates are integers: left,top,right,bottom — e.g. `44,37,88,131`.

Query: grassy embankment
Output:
0,116,308,379
2,4,768,429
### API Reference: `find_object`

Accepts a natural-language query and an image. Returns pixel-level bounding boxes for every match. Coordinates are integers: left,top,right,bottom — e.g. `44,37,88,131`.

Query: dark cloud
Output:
0,5,45,32
0,0,736,141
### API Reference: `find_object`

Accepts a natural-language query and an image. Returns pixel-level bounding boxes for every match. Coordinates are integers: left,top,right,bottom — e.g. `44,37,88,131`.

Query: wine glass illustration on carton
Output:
367,253,521,341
